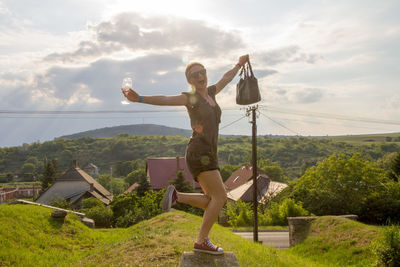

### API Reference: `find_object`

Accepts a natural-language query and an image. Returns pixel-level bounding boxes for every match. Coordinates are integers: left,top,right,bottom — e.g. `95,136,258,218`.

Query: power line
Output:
260,106,400,126
220,115,247,130
259,112,301,136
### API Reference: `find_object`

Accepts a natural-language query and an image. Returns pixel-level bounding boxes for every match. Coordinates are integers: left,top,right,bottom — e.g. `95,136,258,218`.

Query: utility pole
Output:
110,166,113,196
246,105,259,242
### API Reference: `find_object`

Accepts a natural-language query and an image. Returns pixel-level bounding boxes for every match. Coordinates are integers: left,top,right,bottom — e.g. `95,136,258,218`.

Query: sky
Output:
0,0,399,147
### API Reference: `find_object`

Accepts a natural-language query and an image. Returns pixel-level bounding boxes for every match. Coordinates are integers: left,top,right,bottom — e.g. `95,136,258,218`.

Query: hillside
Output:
0,204,382,266
59,124,193,139
1,133,399,179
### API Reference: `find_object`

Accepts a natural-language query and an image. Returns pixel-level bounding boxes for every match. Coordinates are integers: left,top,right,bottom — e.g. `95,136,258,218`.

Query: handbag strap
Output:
247,59,255,77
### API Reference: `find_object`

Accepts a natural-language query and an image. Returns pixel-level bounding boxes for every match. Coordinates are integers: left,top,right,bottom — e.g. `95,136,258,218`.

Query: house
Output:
227,174,287,203
146,157,201,190
224,164,266,191
36,160,112,208
83,163,99,178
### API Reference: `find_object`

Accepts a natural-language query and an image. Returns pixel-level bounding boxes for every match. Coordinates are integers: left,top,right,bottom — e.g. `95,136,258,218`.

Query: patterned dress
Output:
182,85,222,181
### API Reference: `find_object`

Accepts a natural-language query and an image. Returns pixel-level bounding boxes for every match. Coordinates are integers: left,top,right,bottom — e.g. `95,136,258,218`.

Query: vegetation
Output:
81,198,113,228
373,224,400,266
225,199,311,227
0,204,386,266
278,153,400,224
1,133,399,183
110,191,164,228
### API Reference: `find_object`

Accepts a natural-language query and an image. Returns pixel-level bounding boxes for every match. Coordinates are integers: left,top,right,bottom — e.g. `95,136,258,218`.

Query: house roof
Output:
124,183,139,194
57,165,112,202
227,175,287,203
146,157,200,190
83,163,98,170
224,164,266,191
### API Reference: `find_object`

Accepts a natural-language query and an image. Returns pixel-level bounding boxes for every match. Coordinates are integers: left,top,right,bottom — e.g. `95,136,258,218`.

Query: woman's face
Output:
188,64,207,90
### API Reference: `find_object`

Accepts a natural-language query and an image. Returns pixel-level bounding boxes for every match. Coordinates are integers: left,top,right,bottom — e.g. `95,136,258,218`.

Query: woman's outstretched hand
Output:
238,54,249,67
121,88,140,102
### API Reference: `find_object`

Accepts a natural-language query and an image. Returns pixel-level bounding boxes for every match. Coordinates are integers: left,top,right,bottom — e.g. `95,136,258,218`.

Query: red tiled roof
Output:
224,164,266,191
146,157,200,190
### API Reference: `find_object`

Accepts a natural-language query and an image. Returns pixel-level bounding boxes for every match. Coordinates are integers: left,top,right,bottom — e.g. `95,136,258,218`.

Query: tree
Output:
125,169,146,185
287,153,387,216
41,160,56,191
389,152,400,182
21,163,36,181
136,176,151,197
170,170,193,192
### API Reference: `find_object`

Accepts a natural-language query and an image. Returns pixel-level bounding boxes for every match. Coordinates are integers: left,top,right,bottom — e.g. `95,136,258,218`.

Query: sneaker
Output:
193,237,224,255
162,185,177,212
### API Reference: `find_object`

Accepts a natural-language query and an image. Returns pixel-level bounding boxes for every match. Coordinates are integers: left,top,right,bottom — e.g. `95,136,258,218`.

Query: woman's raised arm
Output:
122,88,188,106
215,54,249,94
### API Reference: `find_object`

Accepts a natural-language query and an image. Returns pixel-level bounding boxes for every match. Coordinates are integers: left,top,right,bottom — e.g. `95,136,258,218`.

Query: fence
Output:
0,186,42,202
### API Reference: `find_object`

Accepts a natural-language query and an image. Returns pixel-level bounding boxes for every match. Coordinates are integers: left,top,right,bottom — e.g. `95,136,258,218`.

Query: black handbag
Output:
236,59,261,105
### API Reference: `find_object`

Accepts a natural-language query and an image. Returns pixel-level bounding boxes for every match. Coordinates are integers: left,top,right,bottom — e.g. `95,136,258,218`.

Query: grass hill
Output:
0,204,383,266
59,124,193,139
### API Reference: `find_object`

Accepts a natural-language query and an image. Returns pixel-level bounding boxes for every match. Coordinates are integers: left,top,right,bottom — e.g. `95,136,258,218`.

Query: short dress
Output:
182,85,222,181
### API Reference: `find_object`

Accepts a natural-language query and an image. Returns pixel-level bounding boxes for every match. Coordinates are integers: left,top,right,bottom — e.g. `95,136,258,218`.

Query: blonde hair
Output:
185,62,204,83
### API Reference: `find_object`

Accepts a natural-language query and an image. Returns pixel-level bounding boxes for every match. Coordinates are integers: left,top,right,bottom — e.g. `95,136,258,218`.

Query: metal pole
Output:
251,106,258,242
110,166,113,195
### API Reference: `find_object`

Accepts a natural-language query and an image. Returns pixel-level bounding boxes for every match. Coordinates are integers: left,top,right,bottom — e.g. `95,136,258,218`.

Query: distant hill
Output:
59,124,194,139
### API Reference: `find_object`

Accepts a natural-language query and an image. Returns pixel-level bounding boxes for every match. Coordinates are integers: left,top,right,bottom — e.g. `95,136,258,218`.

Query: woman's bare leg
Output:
176,192,210,210
195,170,227,243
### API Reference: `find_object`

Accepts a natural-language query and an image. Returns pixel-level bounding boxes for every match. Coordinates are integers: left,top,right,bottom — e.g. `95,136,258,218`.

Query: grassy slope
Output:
282,216,380,266
1,205,381,266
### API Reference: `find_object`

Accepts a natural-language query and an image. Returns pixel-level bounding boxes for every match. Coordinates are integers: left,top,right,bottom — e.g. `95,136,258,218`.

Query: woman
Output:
122,54,249,255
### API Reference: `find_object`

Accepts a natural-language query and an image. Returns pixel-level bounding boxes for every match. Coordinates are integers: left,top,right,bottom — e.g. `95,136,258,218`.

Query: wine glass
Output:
121,77,132,105
122,77,132,92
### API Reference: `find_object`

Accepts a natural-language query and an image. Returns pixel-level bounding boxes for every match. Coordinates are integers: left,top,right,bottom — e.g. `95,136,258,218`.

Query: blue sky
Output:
0,0,399,147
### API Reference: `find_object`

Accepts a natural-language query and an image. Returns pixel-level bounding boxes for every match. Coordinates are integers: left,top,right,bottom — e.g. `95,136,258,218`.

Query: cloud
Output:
44,12,245,63
256,46,322,66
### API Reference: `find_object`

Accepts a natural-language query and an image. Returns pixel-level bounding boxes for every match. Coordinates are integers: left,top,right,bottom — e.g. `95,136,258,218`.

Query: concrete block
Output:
81,217,95,228
179,251,239,267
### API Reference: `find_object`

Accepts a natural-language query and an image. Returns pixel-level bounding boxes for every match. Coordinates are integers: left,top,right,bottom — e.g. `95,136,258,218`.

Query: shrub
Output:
51,199,71,209
266,199,311,226
81,198,103,209
110,190,163,227
373,225,400,266
226,200,253,227
84,205,113,228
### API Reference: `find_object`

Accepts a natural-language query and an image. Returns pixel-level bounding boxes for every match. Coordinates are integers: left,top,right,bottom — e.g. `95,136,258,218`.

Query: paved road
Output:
233,231,290,249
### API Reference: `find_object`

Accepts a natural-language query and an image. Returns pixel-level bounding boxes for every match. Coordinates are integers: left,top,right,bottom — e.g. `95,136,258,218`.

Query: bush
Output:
265,199,311,226
373,225,400,266
81,198,104,209
84,205,113,228
110,190,163,227
51,199,71,209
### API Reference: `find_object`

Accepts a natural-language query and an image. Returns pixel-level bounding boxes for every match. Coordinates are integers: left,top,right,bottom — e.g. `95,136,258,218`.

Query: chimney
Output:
90,183,94,192
72,160,78,168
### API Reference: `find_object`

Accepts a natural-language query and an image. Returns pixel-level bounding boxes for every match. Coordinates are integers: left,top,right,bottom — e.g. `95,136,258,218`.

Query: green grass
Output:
282,216,381,266
1,204,383,266
326,132,400,143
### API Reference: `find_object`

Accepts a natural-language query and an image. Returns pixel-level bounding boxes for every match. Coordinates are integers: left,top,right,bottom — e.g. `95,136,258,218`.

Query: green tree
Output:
287,153,387,216
137,176,151,197
125,169,146,185
389,152,400,182
41,160,56,190
170,170,193,192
